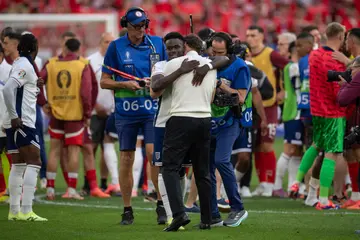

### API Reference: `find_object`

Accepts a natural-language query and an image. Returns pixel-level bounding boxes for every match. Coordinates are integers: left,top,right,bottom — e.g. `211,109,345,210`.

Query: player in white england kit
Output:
3,34,47,221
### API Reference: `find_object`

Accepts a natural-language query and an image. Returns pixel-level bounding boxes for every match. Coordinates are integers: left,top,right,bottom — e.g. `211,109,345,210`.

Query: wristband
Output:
206,63,213,70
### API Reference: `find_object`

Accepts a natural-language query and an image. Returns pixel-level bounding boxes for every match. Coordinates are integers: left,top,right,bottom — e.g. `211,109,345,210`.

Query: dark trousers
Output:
162,116,212,224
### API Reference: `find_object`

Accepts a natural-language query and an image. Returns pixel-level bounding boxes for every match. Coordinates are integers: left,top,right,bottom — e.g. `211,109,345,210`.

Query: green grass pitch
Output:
1,138,359,240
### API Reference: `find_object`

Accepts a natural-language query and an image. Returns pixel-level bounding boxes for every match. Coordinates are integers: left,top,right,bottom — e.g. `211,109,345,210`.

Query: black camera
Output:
345,126,360,146
327,69,352,83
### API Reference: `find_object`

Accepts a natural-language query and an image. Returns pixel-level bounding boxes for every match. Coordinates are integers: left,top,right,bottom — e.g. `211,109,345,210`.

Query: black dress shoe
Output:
163,213,190,232
199,223,211,230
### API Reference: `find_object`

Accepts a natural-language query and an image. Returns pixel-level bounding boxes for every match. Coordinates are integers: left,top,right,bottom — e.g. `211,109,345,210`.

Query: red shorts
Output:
255,104,278,145
48,117,84,146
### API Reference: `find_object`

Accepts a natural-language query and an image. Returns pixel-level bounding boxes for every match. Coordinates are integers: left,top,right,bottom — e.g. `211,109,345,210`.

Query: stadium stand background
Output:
0,0,359,60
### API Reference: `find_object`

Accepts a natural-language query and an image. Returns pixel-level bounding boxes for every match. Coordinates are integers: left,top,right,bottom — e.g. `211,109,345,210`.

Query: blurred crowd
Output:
1,0,360,58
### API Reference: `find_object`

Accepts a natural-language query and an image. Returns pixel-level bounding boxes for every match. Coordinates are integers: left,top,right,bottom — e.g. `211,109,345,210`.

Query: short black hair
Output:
212,32,233,49
4,32,21,42
230,34,238,39
184,34,203,53
61,31,76,39
288,41,296,53
1,27,13,42
65,38,81,52
348,28,360,40
248,25,264,33
297,32,314,42
197,27,215,41
302,25,319,33
18,33,38,56
0,43,3,54
164,32,184,43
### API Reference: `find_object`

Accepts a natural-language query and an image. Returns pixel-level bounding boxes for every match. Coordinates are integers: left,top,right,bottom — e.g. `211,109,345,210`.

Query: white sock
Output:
220,183,227,199
147,179,154,194
132,147,143,191
308,177,319,199
21,165,40,214
9,163,26,215
103,143,119,185
274,153,290,190
235,170,245,182
288,156,301,191
345,173,352,185
180,176,186,201
158,173,172,221
351,192,360,201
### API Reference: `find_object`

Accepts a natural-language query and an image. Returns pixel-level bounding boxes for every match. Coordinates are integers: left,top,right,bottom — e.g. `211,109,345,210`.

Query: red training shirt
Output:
309,46,347,118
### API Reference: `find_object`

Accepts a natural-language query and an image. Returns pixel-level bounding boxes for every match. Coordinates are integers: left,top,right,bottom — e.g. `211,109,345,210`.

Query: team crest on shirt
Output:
155,152,160,160
18,69,26,79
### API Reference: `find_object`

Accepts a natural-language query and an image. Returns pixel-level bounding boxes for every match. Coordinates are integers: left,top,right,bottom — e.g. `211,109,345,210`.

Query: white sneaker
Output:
40,178,47,189
262,183,273,197
240,187,252,198
251,183,265,196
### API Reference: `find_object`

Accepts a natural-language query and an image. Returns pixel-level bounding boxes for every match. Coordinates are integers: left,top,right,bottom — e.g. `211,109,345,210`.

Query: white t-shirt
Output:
88,51,114,115
3,57,39,129
151,61,170,128
163,51,217,118
0,59,13,137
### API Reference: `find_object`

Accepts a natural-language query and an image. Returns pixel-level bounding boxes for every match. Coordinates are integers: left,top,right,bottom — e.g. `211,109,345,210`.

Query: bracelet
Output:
206,63,213,70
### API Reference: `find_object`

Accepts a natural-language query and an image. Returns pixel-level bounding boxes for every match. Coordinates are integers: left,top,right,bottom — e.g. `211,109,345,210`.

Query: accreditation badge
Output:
150,53,160,70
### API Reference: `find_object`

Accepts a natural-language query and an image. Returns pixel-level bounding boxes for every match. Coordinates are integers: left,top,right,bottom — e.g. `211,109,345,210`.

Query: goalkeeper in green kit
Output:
289,23,347,210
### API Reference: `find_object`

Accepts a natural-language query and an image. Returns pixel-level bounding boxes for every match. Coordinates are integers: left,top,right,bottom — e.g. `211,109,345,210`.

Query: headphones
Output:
120,7,150,29
209,32,235,54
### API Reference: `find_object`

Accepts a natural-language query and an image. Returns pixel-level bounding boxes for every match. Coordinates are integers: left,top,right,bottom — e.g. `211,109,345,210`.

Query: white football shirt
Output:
3,57,39,129
151,61,170,128
88,51,114,115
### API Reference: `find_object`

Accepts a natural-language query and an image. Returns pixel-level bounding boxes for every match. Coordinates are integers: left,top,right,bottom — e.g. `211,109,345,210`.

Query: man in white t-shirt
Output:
160,34,217,231
3,33,47,221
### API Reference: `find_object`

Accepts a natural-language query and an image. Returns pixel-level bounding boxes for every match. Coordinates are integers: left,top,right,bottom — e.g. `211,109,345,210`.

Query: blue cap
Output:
126,9,147,25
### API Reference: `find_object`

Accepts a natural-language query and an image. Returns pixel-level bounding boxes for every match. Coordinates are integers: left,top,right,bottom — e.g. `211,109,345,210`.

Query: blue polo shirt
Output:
102,34,167,120
211,56,251,133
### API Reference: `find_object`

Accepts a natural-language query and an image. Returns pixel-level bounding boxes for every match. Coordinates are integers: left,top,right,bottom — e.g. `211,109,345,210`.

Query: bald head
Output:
100,32,115,56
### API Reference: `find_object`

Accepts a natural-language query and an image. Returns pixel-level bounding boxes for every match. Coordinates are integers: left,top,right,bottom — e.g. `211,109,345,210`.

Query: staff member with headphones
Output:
100,7,167,225
209,32,250,227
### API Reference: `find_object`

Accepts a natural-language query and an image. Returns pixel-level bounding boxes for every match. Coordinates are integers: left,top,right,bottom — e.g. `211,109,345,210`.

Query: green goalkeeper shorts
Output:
312,116,346,153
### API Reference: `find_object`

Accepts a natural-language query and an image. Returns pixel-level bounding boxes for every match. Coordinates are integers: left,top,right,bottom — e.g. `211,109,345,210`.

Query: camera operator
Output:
336,29,360,209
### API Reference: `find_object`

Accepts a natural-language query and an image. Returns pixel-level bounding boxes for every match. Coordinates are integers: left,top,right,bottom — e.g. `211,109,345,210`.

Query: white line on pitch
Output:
34,194,360,216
